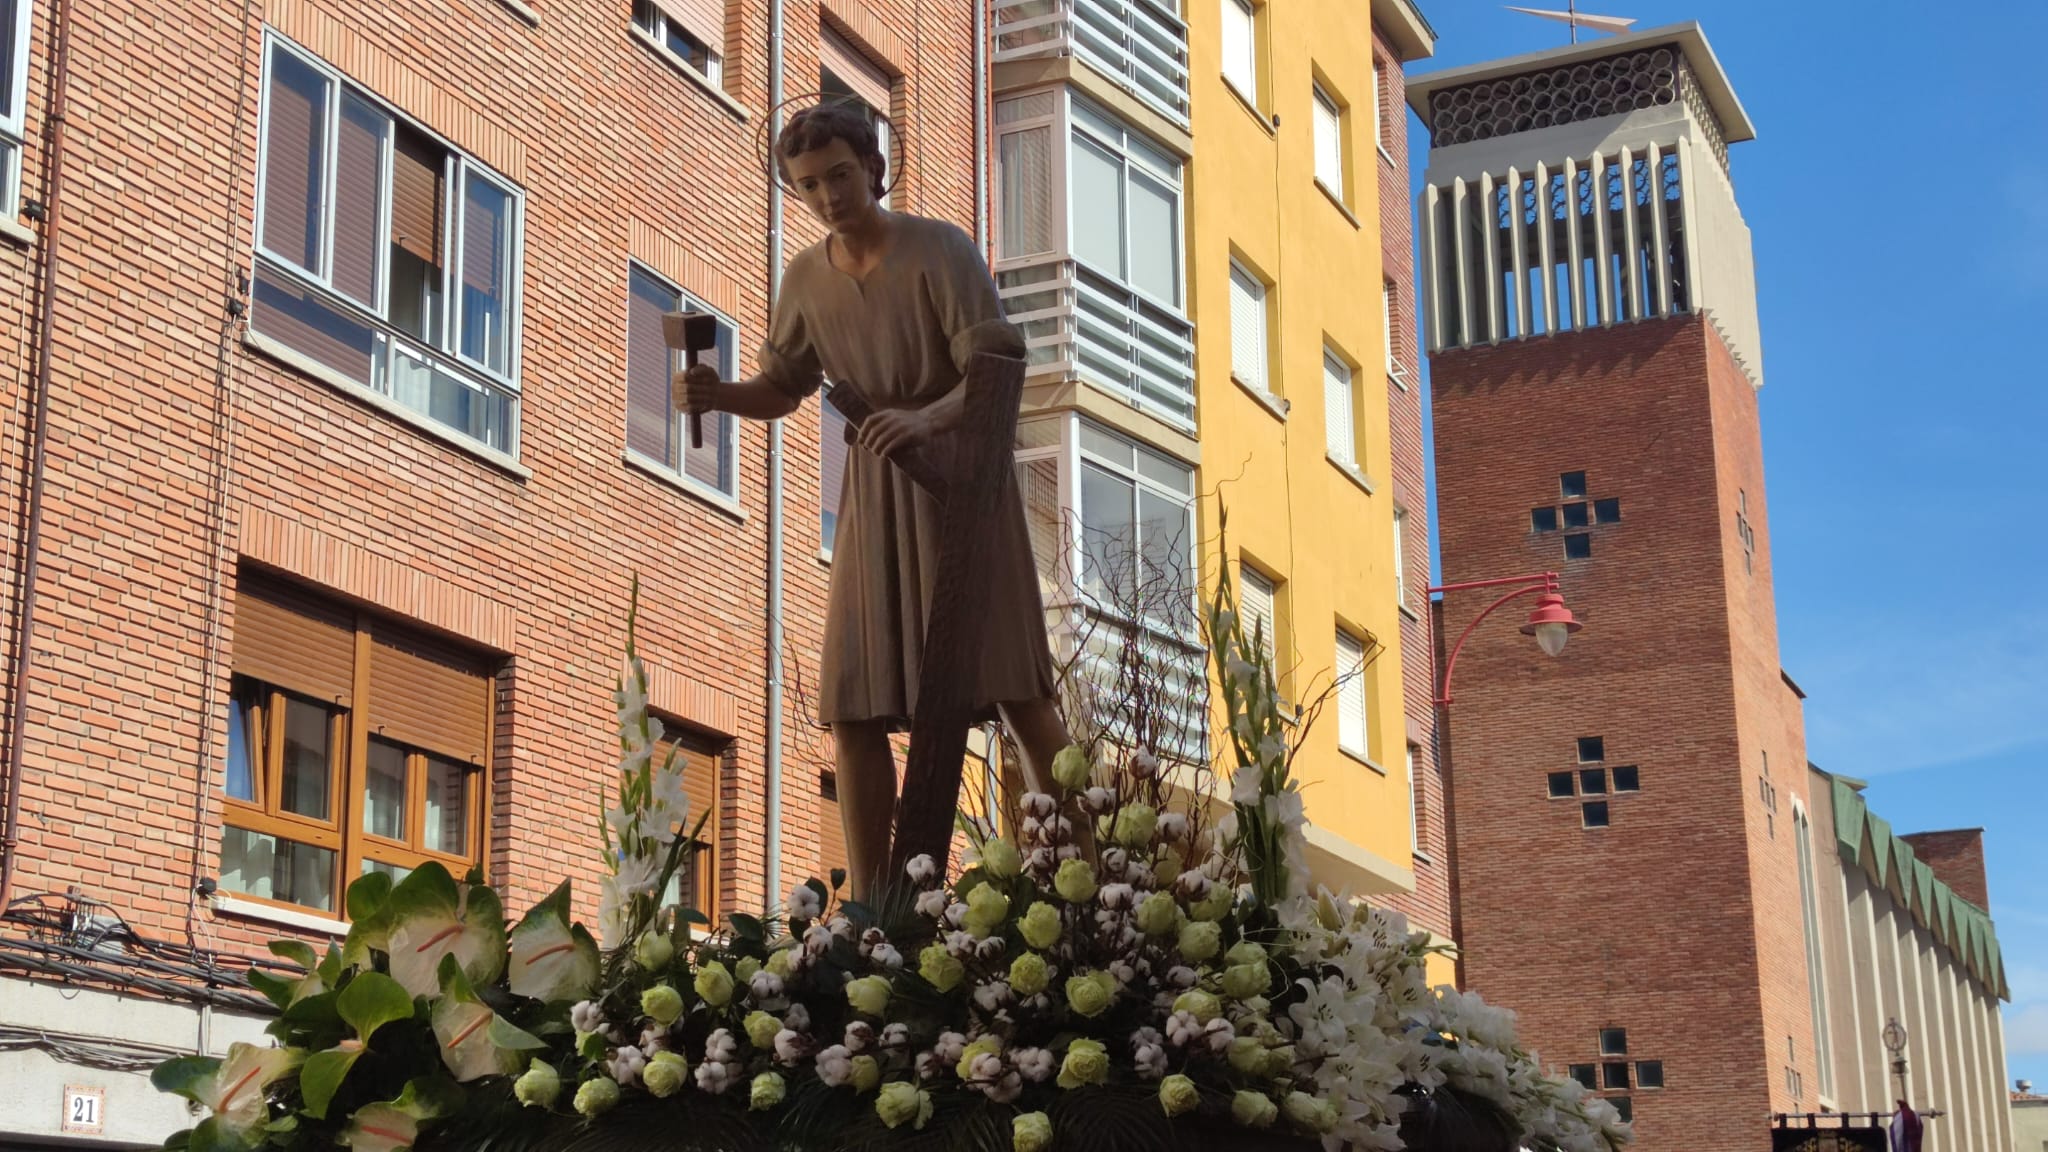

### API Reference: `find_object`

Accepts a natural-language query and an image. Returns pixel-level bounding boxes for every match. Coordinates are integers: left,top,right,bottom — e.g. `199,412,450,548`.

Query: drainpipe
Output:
762,0,787,908
0,0,77,914
973,0,988,250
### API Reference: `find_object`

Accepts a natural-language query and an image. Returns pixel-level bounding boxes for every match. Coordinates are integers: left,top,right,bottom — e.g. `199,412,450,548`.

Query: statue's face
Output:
785,138,882,231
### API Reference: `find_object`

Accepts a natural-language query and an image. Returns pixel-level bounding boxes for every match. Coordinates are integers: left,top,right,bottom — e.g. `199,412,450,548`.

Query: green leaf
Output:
337,1103,420,1152
152,1055,223,1102
269,941,319,971
507,883,599,1004
829,868,847,892
337,972,416,1043
385,863,508,998
726,913,764,941
187,1117,249,1152
316,944,344,988
676,908,710,927
245,969,298,1012
347,871,395,922
485,1016,545,1052
298,1047,363,1120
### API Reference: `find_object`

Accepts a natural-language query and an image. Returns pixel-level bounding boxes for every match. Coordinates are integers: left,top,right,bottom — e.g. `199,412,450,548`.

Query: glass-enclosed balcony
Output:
992,0,1191,128
993,88,1195,433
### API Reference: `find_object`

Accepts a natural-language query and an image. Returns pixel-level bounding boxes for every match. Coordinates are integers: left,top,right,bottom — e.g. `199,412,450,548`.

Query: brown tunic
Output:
761,215,1056,727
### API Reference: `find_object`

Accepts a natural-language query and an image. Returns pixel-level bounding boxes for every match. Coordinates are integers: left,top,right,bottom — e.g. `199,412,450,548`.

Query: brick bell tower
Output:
1412,25,1824,1150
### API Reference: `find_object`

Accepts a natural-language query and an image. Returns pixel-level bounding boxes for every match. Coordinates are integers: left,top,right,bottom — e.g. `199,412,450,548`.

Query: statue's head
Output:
778,102,888,227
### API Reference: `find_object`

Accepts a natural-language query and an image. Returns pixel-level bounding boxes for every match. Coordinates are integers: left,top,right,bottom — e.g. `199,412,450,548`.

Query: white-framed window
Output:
1070,96,1183,308
1371,59,1384,154
249,35,524,458
821,28,894,209
1382,279,1398,374
820,396,847,554
1392,506,1408,606
1077,420,1197,632
1312,82,1345,202
632,0,724,84
1323,346,1356,467
1406,744,1420,849
1220,0,1256,106
1336,629,1368,759
1,0,29,220
1229,258,1270,394
1239,563,1279,685
624,262,739,502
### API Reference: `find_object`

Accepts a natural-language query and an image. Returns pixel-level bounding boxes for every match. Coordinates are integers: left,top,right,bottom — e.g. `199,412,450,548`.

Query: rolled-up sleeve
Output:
761,271,825,401
929,224,1027,375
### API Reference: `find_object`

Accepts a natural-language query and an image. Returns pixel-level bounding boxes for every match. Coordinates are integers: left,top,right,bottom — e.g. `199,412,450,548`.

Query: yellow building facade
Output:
1186,0,1436,902
988,0,1438,936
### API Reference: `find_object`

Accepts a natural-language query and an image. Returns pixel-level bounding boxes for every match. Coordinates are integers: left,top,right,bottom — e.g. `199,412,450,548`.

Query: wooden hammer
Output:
663,311,720,449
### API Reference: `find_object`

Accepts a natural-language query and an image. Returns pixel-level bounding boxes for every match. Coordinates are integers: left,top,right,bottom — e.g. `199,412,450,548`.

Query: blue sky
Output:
1408,0,2048,1094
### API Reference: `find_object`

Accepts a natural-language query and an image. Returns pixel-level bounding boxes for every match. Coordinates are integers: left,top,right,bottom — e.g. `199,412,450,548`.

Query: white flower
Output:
973,981,1013,1012
784,1003,812,1033
1175,870,1213,901
945,929,975,957
1156,812,1189,842
570,1000,605,1034
774,1029,811,1065
905,854,939,885
1025,847,1056,874
1012,1047,1055,1083
871,942,904,970
704,1029,739,1063
1020,792,1058,820
815,1044,854,1086
1099,883,1135,910
915,888,950,918
934,1031,967,1065
749,971,786,1002
1201,1018,1234,1052
880,1023,910,1049
1082,787,1116,815
1165,1010,1202,1047
1130,750,1159,780
696,1060,734,1094
802,923,834,957
944,903,970,930
1100,846,1129,874
639,1023,671,1053
788,884,823,920
843,1022,876,1052
975,936,1007,961
1230,762,1265,805
607,1045,647,1087
828,915,855,940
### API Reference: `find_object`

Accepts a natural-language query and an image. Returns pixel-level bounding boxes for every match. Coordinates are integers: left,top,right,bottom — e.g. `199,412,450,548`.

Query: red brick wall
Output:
1430,313,1818,1149
1900,830,1991,913
0,0,976,954
1371,26,1451,944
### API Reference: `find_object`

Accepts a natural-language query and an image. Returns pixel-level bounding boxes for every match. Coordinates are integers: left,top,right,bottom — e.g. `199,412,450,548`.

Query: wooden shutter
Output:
331,95,387,305
1336,631,1366,755
651,0,723,53
367,631,490,763
259,49,327,273
234,577,356,706
391,126,444,266
1323,350,1354,466
656,732,721,835
1240,566,1275,675
627,268,677,466
1229,262,1267,391
821,28,890,113
461,175,505,296
818,773,847,883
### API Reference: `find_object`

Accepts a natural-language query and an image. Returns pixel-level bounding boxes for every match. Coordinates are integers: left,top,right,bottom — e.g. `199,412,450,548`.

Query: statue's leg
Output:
831,719,896,900
995,697,1095,861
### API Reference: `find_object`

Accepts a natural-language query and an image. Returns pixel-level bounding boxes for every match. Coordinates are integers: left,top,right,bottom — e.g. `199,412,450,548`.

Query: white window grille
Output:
1229,259,1269,395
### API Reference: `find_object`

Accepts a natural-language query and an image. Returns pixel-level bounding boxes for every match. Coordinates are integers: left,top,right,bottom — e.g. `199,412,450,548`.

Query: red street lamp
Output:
1427,572,1583,706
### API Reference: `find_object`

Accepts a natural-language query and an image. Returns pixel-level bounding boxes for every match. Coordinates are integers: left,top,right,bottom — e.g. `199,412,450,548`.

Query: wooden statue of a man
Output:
675,104,1072,897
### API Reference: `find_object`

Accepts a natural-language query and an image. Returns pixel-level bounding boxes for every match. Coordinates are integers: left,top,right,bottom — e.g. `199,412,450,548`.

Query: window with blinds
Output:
221,574,494,915
632,0,724,83
820,30,895,209
1220,0,1256,106
654,728,724,923
1382,280,1399,374
1239,564,1279,691
1336,630,1368,758
995,92,1058,262
2,0,31,217
1323,348,1356,467
1371,60,1384,153
820,396,848,553
1229,260,1270,395
1070,96,1183,308
250,36,523,457
626,262,739,501
1312,83,1345,202
1392,507,1408,606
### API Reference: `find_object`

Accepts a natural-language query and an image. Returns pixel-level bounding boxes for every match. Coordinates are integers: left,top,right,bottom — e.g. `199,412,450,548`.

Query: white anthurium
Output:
150,1043,304,1139
384,862,508,999
431,955,545,1082
336,1079,451,1152
508,880,600,1003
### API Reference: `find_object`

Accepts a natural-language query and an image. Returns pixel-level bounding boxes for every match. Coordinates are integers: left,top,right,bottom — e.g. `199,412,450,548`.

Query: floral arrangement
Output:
152,583,1629,1152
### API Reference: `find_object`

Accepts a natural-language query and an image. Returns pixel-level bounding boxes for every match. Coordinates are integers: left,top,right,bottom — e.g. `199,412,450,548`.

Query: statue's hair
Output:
777,101,888,200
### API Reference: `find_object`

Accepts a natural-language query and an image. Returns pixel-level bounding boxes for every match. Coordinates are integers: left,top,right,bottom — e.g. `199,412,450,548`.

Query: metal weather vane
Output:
1504,2,1637,43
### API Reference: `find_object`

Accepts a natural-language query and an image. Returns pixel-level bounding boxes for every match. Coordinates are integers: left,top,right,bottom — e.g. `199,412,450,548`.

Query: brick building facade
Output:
0,0,978,1142
1410,22,2010,1151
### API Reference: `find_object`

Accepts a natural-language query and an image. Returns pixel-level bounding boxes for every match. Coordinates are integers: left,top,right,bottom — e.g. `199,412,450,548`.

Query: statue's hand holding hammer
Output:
674,363,722,418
